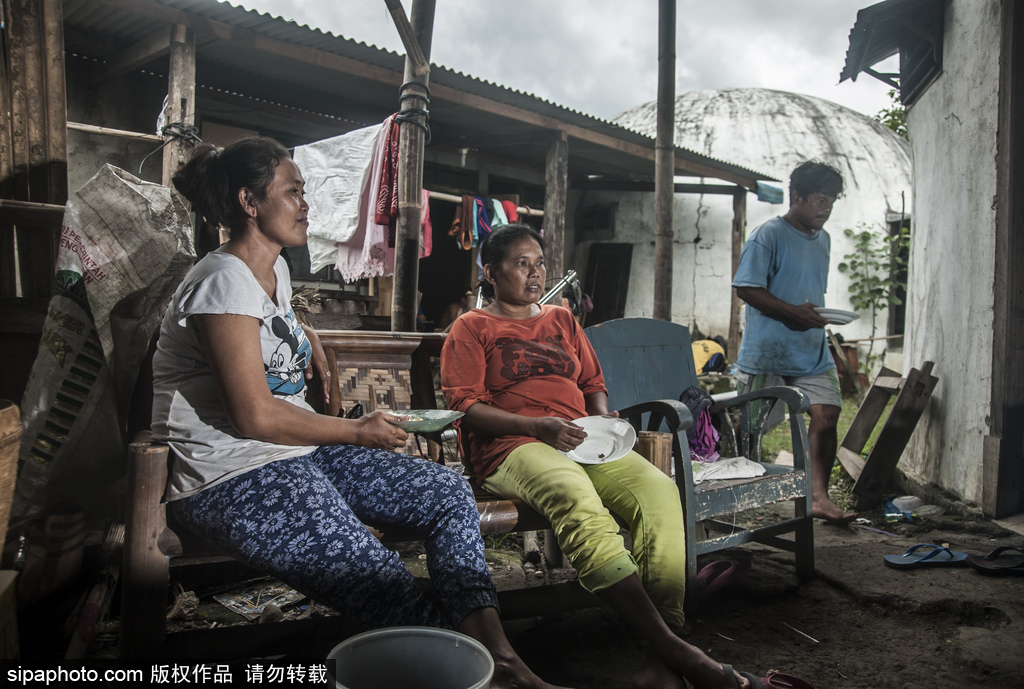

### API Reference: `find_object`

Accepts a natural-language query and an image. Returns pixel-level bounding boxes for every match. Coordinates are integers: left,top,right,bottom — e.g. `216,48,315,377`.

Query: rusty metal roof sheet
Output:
64,0,776,185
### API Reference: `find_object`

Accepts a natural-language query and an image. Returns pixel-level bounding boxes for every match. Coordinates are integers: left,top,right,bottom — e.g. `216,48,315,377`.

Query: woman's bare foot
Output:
632,653,686,689
459,606,571,689
489,653,571,689
647,639,751,689
812,496,858,523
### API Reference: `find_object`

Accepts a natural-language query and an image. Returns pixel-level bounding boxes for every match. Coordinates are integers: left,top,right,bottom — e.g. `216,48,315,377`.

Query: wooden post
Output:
653,0,676,321
161,25,196,187
544,131,569,283
42,0,67,203
121,443,179,658
728,187,746,358
986,0,1024,517
390,0,435,332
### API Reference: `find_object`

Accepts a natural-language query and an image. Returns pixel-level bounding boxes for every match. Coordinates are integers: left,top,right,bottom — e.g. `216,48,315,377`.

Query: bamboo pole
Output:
383,0,429,77
390,0,436,332
67,122,163,143
653,0,676,321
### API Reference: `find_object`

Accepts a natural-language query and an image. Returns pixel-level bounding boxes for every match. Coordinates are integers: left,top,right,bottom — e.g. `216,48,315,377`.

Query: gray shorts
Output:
735,368,842,431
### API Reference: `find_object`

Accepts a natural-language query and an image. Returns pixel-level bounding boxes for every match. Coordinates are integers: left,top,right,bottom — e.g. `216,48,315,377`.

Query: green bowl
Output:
389,409,464,432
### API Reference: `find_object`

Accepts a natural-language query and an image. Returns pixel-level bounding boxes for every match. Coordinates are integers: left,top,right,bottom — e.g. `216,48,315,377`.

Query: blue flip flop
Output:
883,543,968,569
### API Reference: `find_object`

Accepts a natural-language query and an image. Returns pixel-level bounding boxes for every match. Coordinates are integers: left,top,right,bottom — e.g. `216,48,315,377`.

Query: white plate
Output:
560,416,637,464
813,307,860,325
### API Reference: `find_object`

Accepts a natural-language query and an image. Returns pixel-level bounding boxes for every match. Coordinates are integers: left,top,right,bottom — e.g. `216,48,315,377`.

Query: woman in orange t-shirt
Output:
442,224,756,689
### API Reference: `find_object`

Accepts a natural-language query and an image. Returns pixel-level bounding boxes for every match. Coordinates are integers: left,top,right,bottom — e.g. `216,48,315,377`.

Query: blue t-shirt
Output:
732,216,835,377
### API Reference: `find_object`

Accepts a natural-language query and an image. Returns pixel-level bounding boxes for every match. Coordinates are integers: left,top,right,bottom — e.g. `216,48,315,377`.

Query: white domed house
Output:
570,88,912,374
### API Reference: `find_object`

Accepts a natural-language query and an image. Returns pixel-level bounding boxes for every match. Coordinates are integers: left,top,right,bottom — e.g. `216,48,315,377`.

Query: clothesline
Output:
426,190,544,217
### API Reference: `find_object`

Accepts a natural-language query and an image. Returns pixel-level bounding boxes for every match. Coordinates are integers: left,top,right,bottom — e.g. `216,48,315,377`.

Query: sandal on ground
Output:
965,545,1024,576
882,543,968,569
720,664,817,689
761,671,817,689
695,559,751,599
720,664,765,689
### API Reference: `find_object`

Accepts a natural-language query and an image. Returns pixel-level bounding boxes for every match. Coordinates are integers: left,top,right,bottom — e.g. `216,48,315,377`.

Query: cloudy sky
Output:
232,0,897,121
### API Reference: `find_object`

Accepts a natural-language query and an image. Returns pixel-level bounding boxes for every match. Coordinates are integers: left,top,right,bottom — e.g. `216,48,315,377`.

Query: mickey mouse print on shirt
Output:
265,308,312,397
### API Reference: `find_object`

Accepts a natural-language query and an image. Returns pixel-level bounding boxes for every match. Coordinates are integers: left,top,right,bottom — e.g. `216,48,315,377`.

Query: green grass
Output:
758,393,896,512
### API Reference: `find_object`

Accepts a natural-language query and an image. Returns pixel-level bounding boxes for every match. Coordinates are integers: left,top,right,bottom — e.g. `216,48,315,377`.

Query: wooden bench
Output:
121,329,688,658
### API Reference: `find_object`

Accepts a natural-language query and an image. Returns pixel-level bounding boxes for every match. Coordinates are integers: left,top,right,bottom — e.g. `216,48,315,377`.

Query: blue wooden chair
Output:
585,318,814,596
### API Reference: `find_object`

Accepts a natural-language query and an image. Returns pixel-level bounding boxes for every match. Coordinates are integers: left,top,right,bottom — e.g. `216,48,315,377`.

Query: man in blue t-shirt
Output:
732,161,857,523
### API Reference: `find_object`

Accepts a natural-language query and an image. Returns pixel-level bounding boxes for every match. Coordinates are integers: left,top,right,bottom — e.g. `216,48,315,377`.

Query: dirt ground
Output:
488,506,1024,689
12,500,1024,689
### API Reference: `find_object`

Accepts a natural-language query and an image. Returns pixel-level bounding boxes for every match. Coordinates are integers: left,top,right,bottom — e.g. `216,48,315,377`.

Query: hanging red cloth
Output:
375,116,401,228
501,199,519,223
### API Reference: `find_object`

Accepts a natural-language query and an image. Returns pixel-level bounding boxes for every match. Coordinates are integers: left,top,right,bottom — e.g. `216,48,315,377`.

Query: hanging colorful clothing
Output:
490,199,508,227
500,200,519,224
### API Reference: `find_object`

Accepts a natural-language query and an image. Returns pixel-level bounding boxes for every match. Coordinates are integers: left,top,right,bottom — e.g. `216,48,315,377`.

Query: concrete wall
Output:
569,188,741,339
902,0,1003,504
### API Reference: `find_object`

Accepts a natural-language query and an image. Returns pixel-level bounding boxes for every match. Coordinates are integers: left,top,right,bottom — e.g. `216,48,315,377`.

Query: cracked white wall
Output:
901,0,1002,505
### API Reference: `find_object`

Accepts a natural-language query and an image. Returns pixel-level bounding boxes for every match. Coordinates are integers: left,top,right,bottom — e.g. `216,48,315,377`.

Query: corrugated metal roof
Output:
64,0,775,185
839,0,944,107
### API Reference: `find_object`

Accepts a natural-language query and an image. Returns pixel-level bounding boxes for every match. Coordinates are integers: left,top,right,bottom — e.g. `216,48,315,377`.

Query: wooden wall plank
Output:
42,0,67,203
0,0,15,297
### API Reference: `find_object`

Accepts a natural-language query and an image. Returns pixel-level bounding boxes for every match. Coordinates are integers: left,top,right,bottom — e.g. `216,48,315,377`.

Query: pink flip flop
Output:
761,671,817,689
695,559,751,599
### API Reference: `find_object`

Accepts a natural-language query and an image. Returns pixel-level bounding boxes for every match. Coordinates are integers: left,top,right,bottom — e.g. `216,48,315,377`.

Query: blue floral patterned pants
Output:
169,445,498,630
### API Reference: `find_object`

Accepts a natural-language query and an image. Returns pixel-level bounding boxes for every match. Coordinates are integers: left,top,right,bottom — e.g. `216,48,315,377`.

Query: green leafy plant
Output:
875,88,907,139
837,223,910,371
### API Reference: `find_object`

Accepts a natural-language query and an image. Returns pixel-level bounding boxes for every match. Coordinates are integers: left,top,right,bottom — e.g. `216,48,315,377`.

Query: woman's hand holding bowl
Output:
356,411,409,451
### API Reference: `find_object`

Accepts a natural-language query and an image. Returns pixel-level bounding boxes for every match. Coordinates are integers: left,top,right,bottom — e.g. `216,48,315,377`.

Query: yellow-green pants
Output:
482,442,686,628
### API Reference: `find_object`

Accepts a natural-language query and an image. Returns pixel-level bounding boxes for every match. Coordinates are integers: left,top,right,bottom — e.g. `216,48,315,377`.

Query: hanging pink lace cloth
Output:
335,114,395,281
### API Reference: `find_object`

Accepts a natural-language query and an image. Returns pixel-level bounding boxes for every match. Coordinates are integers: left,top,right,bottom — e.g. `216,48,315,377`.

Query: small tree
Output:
837,223,910,371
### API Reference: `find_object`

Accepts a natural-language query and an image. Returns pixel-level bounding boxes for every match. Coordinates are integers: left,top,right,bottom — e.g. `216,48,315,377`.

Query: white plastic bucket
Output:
328,626,494,689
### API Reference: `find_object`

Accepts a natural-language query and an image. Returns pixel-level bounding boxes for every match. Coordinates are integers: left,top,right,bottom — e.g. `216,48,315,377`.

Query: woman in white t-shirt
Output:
156,137,561,689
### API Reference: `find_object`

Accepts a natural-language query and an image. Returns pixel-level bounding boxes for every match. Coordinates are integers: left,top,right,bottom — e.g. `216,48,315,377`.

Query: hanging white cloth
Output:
293,121,384,274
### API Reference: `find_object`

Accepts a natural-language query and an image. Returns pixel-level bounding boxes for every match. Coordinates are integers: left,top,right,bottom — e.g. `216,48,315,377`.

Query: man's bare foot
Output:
812,496,858,523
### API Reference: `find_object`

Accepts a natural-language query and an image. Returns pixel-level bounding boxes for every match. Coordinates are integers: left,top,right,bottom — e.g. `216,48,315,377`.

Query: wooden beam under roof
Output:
90,25,172,86
91,0,762,190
